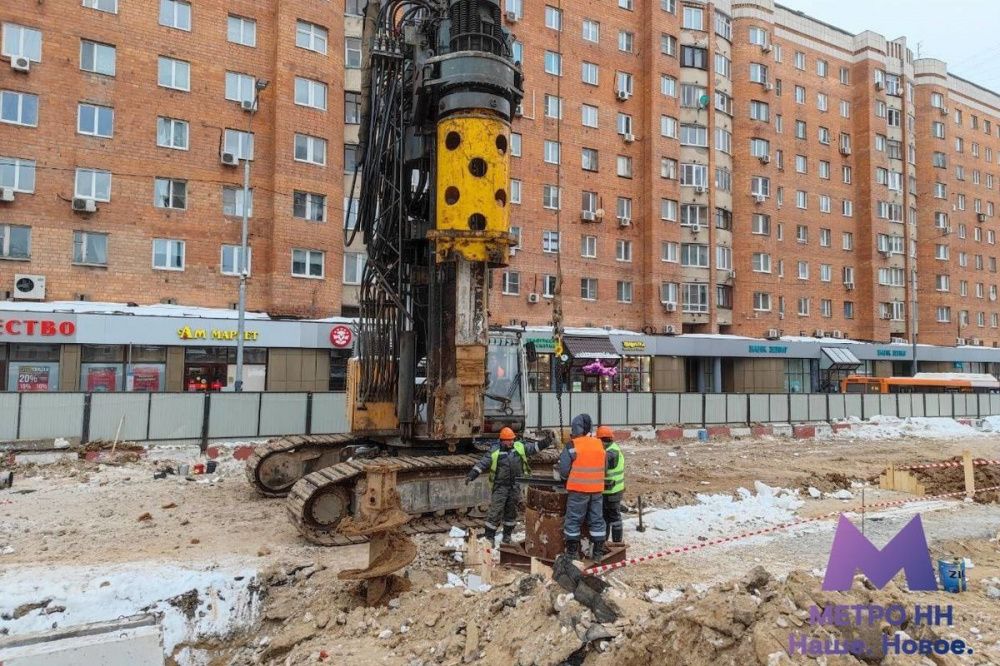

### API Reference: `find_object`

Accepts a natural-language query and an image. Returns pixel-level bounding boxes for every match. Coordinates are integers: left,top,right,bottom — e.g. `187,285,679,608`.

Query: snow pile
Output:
834,415,979,440
0,561,262,665
625,481,805,550
980,415,1000,432
438,570,492,594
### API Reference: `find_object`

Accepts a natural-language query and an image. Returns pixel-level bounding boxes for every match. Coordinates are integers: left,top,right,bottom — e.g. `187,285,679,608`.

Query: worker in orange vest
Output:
557,413,607,561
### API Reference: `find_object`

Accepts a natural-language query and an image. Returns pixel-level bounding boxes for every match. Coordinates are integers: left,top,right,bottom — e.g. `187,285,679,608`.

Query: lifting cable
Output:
551,0,566,443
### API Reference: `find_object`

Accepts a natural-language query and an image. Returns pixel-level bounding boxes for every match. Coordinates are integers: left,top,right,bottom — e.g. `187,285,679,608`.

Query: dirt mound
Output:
798,471,851,494
913,459,1000,503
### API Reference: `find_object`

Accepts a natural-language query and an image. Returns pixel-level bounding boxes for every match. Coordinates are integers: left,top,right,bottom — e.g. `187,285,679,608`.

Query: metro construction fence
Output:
2,391,1000,447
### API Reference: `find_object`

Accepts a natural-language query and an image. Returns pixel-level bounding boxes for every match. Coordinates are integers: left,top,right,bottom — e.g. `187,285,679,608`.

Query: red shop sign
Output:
330,325,353,348
0,319,75,336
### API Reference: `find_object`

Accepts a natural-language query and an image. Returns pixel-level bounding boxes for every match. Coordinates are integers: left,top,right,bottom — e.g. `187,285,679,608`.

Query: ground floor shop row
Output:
0,303,356,392
521,329,1000,394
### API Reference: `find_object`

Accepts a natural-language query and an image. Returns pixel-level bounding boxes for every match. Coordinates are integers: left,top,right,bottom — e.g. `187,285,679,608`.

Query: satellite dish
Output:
698,94,711,108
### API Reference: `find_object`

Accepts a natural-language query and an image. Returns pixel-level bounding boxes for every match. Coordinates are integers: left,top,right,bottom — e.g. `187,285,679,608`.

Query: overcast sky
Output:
778,0,1000,92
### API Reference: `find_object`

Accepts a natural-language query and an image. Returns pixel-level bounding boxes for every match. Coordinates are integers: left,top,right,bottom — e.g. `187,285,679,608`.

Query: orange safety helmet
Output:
498,427,516,441
596,425,615,441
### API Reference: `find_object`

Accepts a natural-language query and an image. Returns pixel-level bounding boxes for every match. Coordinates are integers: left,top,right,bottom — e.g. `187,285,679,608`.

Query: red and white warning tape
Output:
896,458,1000,471
585,483,1000,575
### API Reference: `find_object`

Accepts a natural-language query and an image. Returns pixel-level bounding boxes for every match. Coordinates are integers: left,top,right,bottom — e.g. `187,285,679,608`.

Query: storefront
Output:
0,303,355,392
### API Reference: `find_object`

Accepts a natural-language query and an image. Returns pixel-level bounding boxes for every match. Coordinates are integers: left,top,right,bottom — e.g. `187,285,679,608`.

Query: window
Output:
661,242,679,263
661,33,677,56
616,72,634,95
816,125,828,143
662,0,677,12
76,103,113,138
581,278,598,301
752,214,770,235
544,51,562,75
817,93,828,112
342,92,362,125
682,6,704,30
296,21,328,54
294,134,327,165
544,94,562,118
753,292,771,311
680,124,708,146
820,264,833,283
681,46,707,69
751,176,770,197
798,297,810,316
617,281,633,303
749,138,770,157
292,249,324,278
74,168,111,201
157,56,190,91
510,179,521,204
680,163,707,187
680,205,707,228
618,31,634,53
794,85,805,104
83,0,118,12
542,231,560,253
293,192,326,222
511,41,522,64
542,185,560,210
796,261,809,280
582,19,600,43
80,40,116,76
0,223,30,261
617,197,632,220
716,245,732,270
715,128,732,154
796,225,808,244
227,15,256,47
841,232,853,251
582,235,597,258
0,157,34,193
794,154,807,174
750,100,769,121
545,5,562,30
681,243,709,267
750,63,768,83
153,117,188,150
617,113,633,136
715,11,732,39
222,186,252,217
660,115,678,138
0,90,37,128
581,62,599,85
501,271,520,295
660,75,677,97
715,91,733,115
221,245,251,277
72,231,106,266
581,104,598,128
152,239,185,270
887,108,901,127
794,51,805,69
660,198,678,221
714,53,731,78
661,158,677,179
153,178,186,209
224,129,254,160
506,0,523,19
660,282,678,304
581,148,598,173
544,140,561,165
543,275,557,298
715,167,731,192
224,72,255,104
343,197,358,229
936,307,951,323
932,121,945,139
345,37,362,68
816,59,828,77
935,275,950,292
795,191,808,209
749,26,767,45
682,284,709,313
295,77,327,110
159,0,191,30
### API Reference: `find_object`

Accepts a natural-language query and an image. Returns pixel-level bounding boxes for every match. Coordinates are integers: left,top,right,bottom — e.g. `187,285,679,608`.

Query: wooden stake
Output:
963,450,975,499
110,414,125,456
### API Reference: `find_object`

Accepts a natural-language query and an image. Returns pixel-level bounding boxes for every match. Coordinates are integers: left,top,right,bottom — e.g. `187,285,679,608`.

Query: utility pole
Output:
235,79,269,392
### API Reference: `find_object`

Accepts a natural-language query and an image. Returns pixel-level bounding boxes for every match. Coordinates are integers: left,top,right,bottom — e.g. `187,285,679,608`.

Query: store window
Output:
8,344,59,392
618,356,651,391
329,349,351,391
784,359,814,393
81,345,124,391
184,347,266,391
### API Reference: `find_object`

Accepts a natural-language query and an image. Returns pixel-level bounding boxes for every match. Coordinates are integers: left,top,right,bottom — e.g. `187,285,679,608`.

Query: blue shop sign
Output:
748,344,788,355
875,348,909,358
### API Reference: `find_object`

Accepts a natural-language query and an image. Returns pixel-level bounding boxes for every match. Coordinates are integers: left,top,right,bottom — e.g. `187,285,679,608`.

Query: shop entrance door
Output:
184,364,227,391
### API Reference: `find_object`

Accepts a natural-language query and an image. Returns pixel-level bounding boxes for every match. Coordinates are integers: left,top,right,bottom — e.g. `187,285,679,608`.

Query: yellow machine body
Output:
431,113,513,265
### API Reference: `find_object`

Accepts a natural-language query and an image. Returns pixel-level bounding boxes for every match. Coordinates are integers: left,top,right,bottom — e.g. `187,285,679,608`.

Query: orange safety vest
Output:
566,435,606,493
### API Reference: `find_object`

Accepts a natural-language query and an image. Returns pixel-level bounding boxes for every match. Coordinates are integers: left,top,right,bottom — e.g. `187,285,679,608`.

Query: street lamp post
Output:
235,79,269,392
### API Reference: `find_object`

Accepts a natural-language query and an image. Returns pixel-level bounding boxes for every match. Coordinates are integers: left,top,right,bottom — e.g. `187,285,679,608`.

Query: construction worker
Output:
558,413,607,561
465,427,544,544
597,425,625,544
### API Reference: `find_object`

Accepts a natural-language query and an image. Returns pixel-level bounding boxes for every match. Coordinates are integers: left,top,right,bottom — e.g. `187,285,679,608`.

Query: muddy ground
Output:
2,431,1000,665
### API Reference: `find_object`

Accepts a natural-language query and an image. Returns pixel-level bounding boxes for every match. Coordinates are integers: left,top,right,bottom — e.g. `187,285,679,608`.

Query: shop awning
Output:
564,336,620,360
821,347,862,371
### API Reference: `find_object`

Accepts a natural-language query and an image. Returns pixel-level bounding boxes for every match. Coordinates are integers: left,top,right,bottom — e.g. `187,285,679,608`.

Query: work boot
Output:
482,527,497,543
564,539,581,559
591,540,606,562
501,526,514,544
611,527,623,544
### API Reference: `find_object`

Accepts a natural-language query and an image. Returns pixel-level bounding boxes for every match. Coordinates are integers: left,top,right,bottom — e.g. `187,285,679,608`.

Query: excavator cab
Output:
483,330,527,437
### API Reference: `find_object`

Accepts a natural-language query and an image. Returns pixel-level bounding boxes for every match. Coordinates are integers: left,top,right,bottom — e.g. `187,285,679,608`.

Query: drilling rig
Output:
245,0,552,580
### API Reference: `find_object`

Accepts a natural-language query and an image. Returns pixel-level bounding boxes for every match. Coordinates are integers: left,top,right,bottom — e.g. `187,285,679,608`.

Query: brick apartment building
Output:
1,0,999,348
